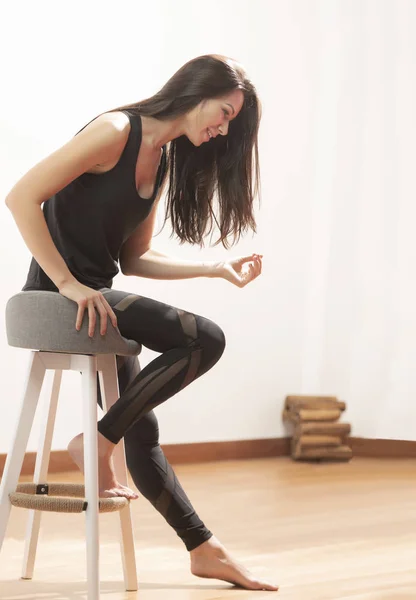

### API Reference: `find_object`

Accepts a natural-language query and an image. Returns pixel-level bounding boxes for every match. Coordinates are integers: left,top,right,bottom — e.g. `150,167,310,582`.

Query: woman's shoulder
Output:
74,111,133,163
90,110,132,134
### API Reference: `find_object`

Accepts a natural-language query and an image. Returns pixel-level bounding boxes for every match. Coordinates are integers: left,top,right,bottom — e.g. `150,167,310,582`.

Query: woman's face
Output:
186,89,245,146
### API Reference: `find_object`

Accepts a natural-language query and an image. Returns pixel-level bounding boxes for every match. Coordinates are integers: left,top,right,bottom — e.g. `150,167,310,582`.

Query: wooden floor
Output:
0,456,415,599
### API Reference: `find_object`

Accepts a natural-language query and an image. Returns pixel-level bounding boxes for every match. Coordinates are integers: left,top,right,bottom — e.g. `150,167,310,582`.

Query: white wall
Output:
1,0,415,452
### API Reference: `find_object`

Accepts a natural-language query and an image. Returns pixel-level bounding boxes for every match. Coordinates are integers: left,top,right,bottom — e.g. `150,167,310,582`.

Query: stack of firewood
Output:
282,395,352,461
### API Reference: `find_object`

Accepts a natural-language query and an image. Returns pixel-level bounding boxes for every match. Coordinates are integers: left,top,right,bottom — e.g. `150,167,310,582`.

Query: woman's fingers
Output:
239,262,254,287
59,281,118,336
223,258,263,288
248,256,262,280
253,256,262,276
100,295,118,329
95,298,109,336
239,258,262,287
232,254,259,268
74,293,118,337
87,300,97,338
76,301,86,331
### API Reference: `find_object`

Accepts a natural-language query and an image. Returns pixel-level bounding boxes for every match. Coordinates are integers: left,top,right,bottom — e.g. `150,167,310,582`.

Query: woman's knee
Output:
195,315,226,367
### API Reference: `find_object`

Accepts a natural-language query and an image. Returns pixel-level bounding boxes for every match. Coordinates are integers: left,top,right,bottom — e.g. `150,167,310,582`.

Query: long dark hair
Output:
110,55,261,248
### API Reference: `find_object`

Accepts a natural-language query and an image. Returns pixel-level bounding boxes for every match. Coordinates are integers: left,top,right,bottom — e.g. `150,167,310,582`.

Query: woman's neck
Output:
140,115,187,149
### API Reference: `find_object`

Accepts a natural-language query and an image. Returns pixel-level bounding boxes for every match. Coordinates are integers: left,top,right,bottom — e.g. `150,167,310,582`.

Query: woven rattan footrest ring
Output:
9,483,129,513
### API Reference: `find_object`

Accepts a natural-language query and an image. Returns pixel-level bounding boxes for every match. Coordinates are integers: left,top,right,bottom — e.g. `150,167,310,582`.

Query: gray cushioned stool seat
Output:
6,291,141,356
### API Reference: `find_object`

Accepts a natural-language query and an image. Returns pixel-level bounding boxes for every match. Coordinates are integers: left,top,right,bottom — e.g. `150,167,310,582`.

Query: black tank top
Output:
23,110,167,292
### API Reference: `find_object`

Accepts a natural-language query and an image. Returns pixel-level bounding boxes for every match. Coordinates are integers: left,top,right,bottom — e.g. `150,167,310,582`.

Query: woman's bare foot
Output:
67,432,139,500
190,535,278,591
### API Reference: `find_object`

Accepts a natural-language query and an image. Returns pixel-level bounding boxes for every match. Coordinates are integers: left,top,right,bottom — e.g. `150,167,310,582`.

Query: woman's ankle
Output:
97,431,116,458
190,535,222,556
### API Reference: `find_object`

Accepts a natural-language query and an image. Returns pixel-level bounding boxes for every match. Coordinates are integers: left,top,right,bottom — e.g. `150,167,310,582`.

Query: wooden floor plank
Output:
0,456,415,599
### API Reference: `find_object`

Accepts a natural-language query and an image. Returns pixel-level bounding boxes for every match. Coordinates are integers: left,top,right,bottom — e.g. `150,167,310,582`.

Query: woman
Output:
5,55,277,591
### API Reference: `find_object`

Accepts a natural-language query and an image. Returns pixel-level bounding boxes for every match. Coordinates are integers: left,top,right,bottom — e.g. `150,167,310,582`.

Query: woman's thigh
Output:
100,288,225,360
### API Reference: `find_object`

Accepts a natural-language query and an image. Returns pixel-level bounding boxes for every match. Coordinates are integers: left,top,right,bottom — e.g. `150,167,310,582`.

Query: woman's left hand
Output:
213,253,263,287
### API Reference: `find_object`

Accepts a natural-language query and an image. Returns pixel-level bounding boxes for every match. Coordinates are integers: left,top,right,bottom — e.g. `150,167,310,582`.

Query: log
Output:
296,422,351,436
295,445,353,461
283,408,341,423
295,434,342,447
296,408,341,422
285,395,346,411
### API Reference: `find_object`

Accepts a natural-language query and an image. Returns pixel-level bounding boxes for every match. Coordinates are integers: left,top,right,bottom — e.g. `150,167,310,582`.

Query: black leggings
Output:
95,287,226,551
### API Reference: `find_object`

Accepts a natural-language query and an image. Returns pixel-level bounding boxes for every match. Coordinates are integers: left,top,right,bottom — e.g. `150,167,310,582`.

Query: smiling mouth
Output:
207,128,213,139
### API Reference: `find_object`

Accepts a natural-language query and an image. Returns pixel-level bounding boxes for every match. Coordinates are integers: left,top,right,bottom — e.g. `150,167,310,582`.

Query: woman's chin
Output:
185,134,201,147
185,132,208,147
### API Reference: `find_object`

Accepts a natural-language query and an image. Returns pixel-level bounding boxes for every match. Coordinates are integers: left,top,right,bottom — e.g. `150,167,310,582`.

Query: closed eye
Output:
223,109,230,118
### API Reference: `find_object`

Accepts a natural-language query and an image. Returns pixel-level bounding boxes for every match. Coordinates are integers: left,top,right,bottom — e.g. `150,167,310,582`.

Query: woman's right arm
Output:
5,112,129,336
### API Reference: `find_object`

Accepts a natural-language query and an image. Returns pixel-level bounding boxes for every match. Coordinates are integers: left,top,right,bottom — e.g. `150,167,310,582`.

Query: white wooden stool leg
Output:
0,352,46,553
22,369,62,579
98,354,138,592
79,355,100,600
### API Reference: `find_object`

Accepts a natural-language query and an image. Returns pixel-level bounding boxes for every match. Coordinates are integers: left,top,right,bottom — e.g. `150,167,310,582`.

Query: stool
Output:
0,291,141,599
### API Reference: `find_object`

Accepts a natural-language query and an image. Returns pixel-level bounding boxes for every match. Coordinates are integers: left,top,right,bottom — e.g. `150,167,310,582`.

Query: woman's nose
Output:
218,121,229,136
